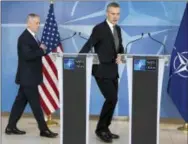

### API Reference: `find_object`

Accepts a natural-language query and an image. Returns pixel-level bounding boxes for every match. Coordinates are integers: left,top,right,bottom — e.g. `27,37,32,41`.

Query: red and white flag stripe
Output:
39,45,63,115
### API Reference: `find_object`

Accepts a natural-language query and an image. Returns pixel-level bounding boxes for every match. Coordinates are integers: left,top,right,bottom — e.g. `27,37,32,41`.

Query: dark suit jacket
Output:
79,20,124,79
15,29,45,86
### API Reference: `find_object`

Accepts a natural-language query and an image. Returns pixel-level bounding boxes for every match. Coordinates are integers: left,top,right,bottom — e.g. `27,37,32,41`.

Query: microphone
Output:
79,32,94,53
148,33,166,54
60,32,76,42
79,32,88,40
125,33,144,53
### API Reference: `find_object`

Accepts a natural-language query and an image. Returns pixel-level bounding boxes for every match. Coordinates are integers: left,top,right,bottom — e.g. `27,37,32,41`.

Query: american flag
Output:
38,2,63,115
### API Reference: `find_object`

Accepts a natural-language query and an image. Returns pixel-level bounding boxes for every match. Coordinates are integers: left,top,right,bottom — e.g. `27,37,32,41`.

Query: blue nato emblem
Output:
64,58,75,70
134,59,146,71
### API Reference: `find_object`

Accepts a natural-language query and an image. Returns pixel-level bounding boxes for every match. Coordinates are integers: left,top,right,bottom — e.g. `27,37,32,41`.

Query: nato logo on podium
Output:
64,58,75,70
134,59,146,71
134,59,157,71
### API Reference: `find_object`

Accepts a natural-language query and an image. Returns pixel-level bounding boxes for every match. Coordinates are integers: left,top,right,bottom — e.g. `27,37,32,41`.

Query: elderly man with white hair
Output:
5,13,58,138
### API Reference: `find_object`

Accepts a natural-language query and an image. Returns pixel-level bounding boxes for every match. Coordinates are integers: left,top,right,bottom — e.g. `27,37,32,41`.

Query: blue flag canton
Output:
41,4,61,53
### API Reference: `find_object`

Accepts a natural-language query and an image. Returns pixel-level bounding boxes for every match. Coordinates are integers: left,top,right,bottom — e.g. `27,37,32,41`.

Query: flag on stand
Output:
167,3,188,122
39,2,63,116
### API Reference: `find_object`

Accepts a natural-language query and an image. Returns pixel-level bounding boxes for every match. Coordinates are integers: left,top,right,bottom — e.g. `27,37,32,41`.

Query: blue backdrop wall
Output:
1,1,186,119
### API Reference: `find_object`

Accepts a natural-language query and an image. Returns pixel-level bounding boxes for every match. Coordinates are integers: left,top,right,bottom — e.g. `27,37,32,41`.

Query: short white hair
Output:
27,13,40,23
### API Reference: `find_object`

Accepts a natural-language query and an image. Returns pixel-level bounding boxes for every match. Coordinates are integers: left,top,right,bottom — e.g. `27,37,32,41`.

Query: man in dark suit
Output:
79,2,124,143
5,13,58,138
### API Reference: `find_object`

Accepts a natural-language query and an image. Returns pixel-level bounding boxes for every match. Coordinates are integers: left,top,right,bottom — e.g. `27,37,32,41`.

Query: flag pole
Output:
178,123,188,132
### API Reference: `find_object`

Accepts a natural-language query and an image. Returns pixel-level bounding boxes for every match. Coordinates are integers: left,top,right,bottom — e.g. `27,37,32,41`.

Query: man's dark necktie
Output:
113,26,119,52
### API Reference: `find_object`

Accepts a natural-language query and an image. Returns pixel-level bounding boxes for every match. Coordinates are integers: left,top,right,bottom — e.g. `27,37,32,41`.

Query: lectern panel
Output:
132,57,158,144
63,55,87,144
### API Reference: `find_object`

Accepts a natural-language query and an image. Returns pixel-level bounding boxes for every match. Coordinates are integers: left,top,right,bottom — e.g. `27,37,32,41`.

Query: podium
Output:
125,54,170,144
55,53,169,144
55,53,99,144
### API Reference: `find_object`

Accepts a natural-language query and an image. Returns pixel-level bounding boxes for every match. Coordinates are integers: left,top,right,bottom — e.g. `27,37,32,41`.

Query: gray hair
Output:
27,13,40,23
107,2,120,11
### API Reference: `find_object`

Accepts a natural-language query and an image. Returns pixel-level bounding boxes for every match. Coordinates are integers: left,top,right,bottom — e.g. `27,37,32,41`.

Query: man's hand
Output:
116,54,122,64
40,44,47,53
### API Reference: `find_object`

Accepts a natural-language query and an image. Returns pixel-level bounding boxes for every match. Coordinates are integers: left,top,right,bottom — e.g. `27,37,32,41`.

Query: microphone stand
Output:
60,32,77,42
52,32,77,57
125,33,144,54
79,32,94,53
148,33,166,55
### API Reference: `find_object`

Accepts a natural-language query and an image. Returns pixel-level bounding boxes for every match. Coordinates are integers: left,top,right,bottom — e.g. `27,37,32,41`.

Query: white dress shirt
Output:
27,28,36,38
106,19,114,34
27,28,39,44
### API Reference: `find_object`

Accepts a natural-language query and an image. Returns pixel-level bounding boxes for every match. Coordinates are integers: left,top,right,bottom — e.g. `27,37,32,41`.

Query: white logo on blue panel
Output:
134,59,146,71
64,58,75,70
173,51,188,78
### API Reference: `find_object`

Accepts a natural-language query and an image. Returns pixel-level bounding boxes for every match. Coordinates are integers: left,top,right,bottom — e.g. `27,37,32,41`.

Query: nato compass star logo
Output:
134,59,146,71
62,1,176,55
173,51,188,78
60,1,182,82
64,58,75,70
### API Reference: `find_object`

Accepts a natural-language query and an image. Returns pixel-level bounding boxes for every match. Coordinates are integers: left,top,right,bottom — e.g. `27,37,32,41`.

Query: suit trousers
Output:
95,77,118,132
7,85,48,131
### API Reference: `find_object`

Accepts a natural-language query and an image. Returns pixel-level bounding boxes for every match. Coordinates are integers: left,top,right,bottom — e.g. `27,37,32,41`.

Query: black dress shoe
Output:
96,131,112,143
5,127,26,135
108,132,119,139
40,129,58,138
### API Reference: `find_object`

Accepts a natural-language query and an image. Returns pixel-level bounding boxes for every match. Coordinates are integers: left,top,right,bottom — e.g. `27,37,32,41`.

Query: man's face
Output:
28,17,40,33
106,7,120,25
